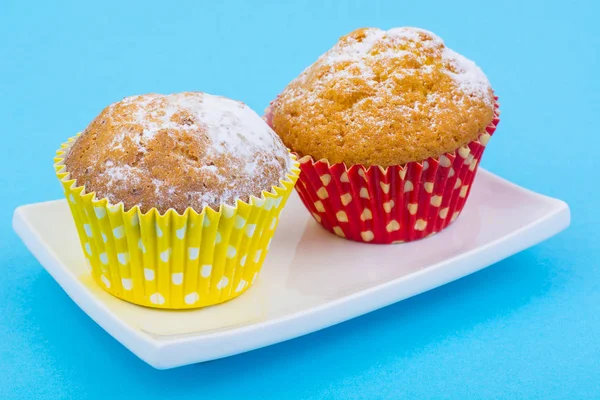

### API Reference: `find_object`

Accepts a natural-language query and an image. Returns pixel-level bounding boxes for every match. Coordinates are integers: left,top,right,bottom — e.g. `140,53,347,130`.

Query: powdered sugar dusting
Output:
69,92,292,213
114,92,288,158
323,28,386,66
269,27,495,166
287,27,492,107
442,47,491,104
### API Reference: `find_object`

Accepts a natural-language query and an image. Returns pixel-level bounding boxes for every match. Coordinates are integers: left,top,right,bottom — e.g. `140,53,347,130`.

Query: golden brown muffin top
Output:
269,27,495,166
65,92,291,214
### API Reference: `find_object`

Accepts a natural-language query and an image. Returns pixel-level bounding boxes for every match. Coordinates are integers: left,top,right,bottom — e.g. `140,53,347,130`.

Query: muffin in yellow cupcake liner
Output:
54,135,300,309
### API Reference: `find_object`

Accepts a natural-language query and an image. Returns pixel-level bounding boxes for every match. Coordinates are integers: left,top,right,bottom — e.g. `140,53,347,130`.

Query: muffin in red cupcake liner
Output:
266,97,499,244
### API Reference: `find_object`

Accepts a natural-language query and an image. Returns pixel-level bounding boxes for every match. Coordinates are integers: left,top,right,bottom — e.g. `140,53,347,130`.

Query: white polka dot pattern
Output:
430,195,442,207
113,226,125,239
222,206,235,218
439,155,451,168
234,215,246,229
317,187,329,199
460,185,469,198
100,275,111,288
274,197,283,209
407,203,418,215
235,280,247,293
138,238,146,253
383,201,395,213
333,226,345,237
254,250,262,263
176,226,186,239
246,223,257,236
439,207,449,219
117,253,129,265
360,231,374,242
216,276,229,290
185,292,199,305
160,249,171,262
451,211,460,222
150,293,165,305
226,245,237,259
200,265,212,278
188,247,199,260
314,201,325,212
469,159,478,171
171,273,183,285
100,252,109,265
336,211,349,222
458,146,470,159
94,207,106,219
386,220,400,232
480,133,491,146
121,278,132,290
144,268,155,281
414,219,427,231
360,209,373,221
264,197,275,210
341,193,353,206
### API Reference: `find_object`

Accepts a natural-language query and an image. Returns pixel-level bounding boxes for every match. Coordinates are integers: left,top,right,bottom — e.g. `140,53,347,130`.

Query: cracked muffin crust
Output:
65,92,291,214
269,27,495,166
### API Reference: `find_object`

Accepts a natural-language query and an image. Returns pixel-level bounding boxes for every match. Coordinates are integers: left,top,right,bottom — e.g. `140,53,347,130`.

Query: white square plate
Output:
13,169,569,369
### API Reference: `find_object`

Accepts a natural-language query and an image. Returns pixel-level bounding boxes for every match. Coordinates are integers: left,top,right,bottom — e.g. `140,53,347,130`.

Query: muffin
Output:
267,27,500,243
55,92,300,308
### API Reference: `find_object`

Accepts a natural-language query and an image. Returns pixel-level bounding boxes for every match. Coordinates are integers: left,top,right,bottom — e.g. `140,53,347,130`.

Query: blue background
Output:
1,0,598,398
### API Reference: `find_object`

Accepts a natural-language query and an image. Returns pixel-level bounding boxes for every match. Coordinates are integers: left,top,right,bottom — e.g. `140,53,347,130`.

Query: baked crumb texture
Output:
66,92,291,214
270,27,495,167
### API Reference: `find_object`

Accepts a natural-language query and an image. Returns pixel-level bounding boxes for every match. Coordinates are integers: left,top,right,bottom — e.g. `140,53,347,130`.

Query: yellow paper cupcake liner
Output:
54,135,300,309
